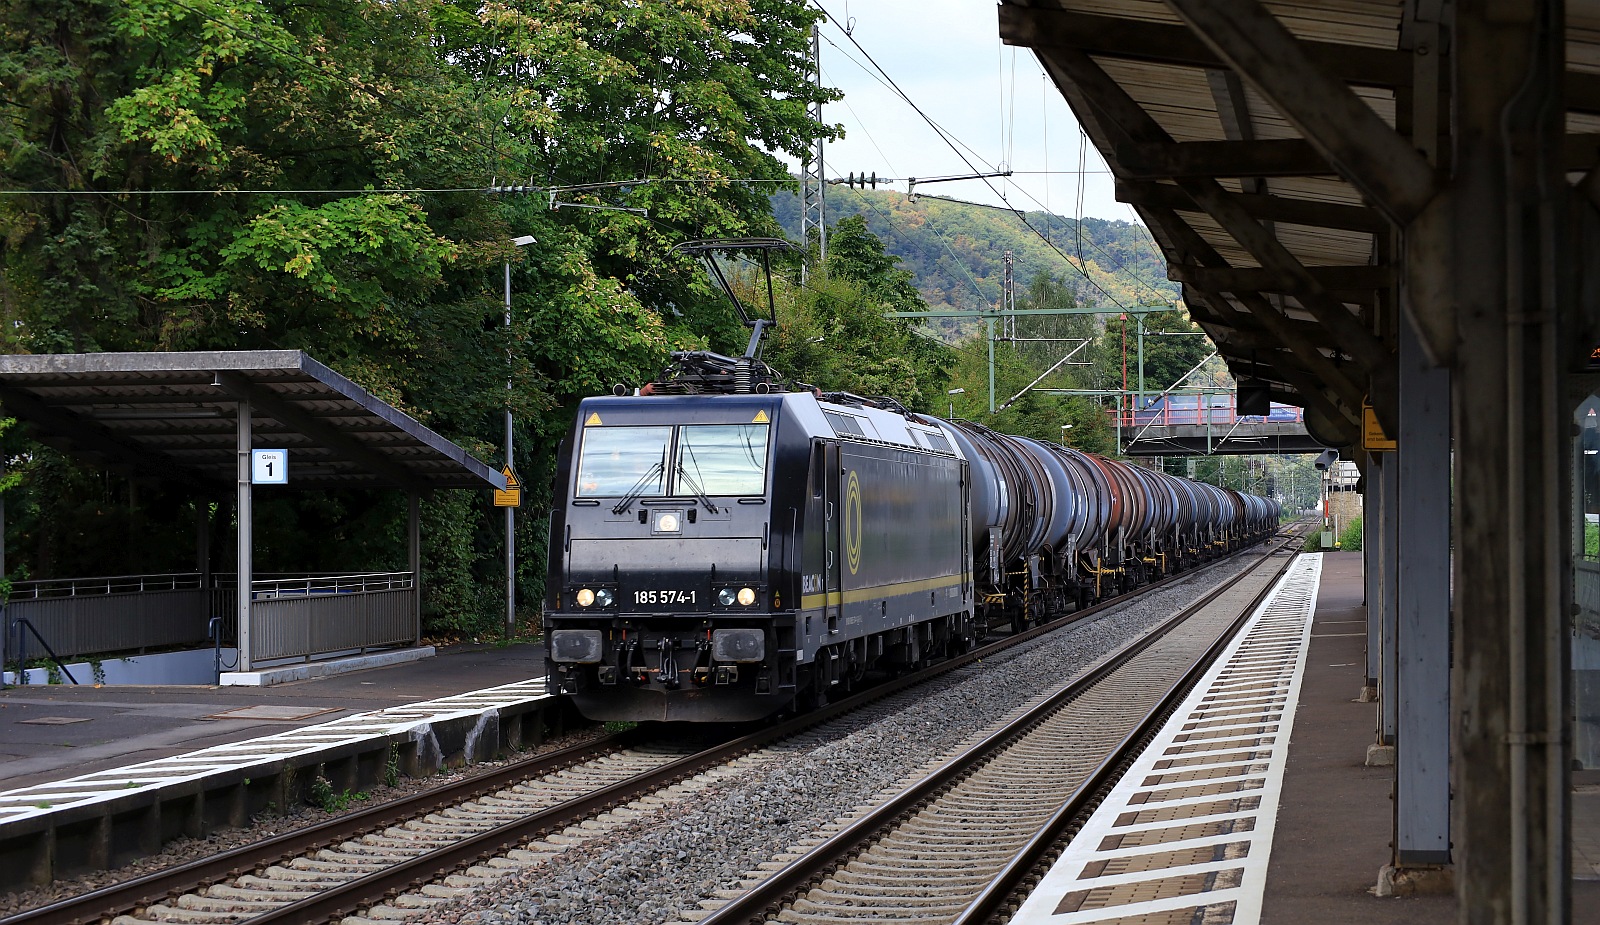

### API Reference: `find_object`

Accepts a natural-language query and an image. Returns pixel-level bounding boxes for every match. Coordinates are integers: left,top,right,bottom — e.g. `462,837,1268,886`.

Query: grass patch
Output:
1337,516,1364,551
307,774,368,813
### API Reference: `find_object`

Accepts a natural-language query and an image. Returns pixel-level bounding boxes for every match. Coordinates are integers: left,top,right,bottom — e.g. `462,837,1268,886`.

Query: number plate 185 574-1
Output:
634,589,697,605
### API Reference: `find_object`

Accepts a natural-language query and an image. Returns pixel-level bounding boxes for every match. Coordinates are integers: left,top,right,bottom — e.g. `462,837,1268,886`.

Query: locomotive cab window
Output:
675,424,769,496
575,426,671,497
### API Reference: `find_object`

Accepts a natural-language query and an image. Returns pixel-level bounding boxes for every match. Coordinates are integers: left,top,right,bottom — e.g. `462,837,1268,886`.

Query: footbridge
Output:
1113,392,1327,456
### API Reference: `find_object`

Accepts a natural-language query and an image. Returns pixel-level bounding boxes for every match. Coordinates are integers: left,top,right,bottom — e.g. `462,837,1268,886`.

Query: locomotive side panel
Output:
832,444,969,641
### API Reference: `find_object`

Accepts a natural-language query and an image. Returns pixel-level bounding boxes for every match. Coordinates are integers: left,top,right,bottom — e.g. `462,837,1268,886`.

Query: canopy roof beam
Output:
0,384,212,484
1170,263,1394,293
1161,0,1438,225
997,5,1412,89
1116,179,1387,232
1043,45,1392,397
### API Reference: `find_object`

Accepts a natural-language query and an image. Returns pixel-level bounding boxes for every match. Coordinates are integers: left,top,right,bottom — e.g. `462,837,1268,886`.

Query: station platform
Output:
0,641,557,889
1012,551,1600,924
0,641,551,793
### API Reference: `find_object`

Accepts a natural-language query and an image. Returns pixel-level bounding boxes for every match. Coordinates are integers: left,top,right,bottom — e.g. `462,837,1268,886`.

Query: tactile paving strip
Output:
0,677,548,824
1011,553,1322,925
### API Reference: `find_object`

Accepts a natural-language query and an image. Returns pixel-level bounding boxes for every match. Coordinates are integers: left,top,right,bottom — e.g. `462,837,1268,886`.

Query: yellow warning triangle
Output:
752,410,769,423
500,465,519,487
585,412,603,426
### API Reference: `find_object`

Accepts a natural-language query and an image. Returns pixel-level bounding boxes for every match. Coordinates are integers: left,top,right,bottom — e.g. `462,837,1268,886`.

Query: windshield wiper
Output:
612,460,665,515
674,462,720,514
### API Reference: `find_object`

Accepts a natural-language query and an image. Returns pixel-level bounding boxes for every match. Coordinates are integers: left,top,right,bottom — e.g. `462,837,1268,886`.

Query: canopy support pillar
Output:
236,400,253,674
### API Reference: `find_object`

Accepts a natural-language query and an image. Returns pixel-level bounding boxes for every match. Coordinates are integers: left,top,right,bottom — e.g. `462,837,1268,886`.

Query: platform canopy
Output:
996,0,1600,448
0,351,505,491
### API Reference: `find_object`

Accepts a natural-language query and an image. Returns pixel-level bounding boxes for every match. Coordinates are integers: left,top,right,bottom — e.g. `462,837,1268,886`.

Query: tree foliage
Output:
763,216,952,411
1093,308,1212,399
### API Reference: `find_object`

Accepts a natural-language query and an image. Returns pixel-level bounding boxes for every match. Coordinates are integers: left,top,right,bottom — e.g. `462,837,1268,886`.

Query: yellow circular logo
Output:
845,470,863,574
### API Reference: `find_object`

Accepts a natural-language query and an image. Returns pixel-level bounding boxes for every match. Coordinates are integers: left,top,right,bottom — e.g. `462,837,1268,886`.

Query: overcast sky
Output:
785,0,1130,224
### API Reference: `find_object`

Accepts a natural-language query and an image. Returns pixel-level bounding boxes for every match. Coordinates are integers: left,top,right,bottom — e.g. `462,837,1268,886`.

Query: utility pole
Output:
799,23,825,283
1136,314,1146,411
1002,251,1015,342
504,235,536,637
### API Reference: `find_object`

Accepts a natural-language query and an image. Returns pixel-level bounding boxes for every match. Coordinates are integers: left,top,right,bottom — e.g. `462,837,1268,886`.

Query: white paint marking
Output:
1011,554,1323,925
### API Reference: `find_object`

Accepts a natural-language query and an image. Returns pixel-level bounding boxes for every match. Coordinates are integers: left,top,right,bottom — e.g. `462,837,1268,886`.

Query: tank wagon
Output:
543,361,1280,723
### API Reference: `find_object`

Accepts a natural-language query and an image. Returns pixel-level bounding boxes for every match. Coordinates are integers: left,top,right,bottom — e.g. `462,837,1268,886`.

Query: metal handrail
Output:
249,571,414,597
6,616,79,685
9,573,207,600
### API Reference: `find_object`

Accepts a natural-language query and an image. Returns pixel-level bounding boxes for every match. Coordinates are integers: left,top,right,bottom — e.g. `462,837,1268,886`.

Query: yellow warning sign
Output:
1362,401,1396,452
493,465,522,507
585,412,603,426
753,409,769,423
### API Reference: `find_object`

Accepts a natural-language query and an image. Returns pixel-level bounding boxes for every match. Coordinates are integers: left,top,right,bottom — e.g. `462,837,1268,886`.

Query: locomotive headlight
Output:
576,588,596,608
655,512,680,533
594,588,615,608
717,588,737,606
736,587,756,607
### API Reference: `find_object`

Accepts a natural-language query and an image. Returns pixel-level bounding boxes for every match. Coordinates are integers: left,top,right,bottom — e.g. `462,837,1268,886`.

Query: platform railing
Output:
246,571,417,663
1,569,419,670
9,572,207,599
5,572,214,660
1576,557,1600,638
1576,557,1600,768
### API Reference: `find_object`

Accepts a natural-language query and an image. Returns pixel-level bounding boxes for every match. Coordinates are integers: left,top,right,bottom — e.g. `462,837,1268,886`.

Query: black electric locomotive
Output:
544,385,974,722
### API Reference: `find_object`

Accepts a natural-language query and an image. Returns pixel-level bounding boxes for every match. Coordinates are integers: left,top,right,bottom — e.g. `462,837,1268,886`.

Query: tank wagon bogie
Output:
545,389,1280,724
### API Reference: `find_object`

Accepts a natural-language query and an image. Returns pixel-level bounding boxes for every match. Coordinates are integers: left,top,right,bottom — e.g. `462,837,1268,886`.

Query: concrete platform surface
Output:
0,641,548,793
1261,551,1454,923
1261,555,1599,922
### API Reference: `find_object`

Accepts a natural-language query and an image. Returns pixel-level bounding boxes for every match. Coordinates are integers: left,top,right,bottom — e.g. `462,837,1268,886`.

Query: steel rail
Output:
12,530,1291,925
3,728,658,925
951,536,1303,924
696,527,1304,925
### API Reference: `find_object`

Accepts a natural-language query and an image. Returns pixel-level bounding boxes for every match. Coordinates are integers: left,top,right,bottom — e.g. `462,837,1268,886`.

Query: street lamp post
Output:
947,387,965,419
505,234,536,637
1060,423,1073,446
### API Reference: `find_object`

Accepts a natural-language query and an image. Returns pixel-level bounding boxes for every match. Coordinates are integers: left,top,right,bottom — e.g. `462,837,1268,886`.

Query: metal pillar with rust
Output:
1395,312,1452,868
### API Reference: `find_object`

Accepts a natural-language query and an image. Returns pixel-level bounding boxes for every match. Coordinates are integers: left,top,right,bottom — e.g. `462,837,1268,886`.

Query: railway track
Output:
693,527,1305,925
10,535,1294,925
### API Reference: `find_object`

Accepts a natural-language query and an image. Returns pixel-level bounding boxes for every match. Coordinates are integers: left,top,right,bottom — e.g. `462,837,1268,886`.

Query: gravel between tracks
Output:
440,556,1256,925
0,726,609,919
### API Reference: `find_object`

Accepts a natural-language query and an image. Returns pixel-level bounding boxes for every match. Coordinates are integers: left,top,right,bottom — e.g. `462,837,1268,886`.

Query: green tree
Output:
1094,307,1211,400
761,220,953,411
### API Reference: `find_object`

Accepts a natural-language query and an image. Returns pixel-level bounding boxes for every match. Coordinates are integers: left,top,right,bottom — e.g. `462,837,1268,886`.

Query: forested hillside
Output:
772,189,1178,314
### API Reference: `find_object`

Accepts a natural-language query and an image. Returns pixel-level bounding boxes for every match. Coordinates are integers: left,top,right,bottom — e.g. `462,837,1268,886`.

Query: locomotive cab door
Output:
823,442,842,636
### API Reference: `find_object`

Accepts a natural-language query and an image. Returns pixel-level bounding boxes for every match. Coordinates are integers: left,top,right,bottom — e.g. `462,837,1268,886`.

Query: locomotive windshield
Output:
675,424,769,495
574,423,769,497
575,426,671,497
